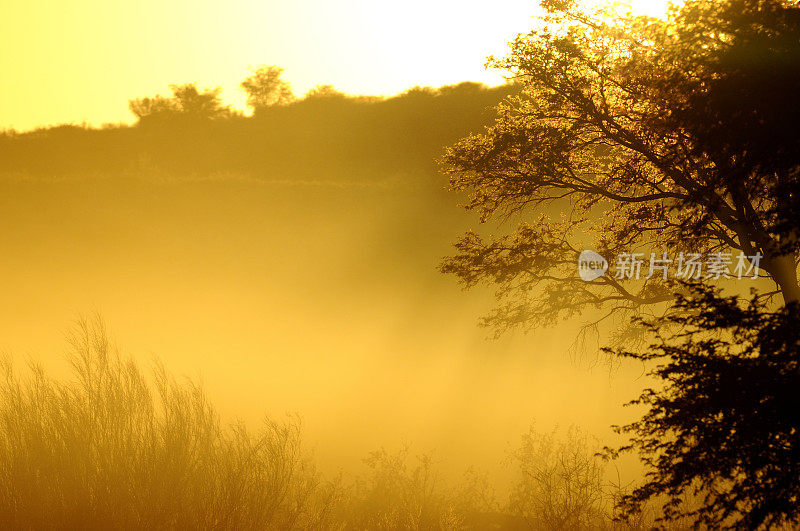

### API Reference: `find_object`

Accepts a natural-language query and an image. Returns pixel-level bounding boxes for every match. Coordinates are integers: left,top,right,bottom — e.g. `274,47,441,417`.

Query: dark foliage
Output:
606,285,800,528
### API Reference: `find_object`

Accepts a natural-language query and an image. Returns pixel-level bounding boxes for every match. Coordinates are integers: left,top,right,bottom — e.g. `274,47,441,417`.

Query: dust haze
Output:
0,85,643,488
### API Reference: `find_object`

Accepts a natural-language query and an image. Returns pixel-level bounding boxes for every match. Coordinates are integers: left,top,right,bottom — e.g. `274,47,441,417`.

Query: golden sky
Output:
1,0,671,131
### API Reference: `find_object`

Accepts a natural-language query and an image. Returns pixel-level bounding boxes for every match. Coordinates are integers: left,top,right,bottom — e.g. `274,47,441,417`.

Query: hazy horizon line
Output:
2,77,512,135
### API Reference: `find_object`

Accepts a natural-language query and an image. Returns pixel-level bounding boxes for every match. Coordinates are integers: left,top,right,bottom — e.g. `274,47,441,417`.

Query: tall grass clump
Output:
0,317,337,529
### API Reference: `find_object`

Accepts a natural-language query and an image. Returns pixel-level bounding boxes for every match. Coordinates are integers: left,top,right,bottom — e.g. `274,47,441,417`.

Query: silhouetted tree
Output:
129,83,232,122
128,93,178,121
440,0,800,334
303,84,347,100
605,285,800,528
441,0,800,525
240,66,295,113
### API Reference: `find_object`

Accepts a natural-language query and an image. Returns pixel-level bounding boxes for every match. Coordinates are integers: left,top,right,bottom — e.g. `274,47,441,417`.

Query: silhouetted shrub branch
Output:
605,285,800,528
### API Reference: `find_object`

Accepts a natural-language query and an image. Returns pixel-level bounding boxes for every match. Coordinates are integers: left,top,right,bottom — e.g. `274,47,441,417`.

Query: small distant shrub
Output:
337,446,462,530
508,426,608,530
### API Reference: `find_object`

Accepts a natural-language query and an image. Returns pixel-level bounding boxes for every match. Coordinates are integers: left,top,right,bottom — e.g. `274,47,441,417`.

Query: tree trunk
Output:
771,254,800,305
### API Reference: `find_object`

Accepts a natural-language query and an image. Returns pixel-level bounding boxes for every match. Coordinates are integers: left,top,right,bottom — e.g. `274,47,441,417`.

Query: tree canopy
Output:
240,66,295,113
128,83,232,122
441,0,800,335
